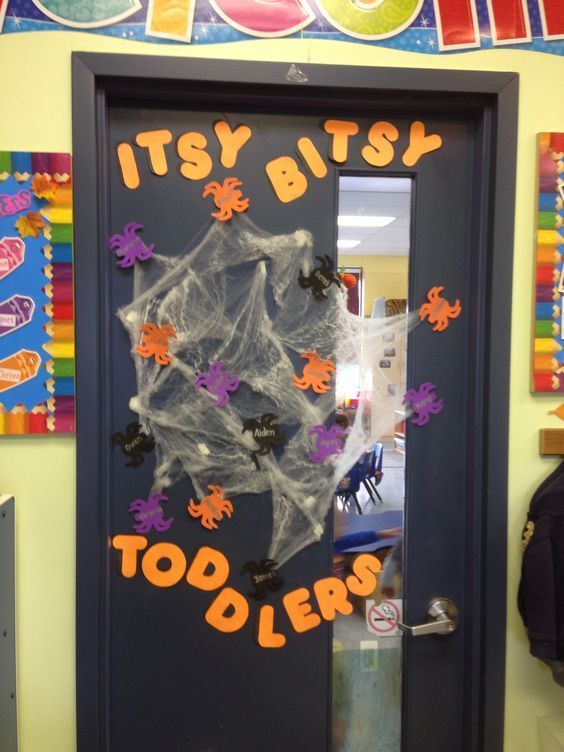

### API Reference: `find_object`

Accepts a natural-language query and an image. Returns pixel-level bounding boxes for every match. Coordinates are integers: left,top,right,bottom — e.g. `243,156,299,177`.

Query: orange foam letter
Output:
313,577,354,621
116,143,140,190
402,121,443,167
205,587,249,633
257,605,287,649
323,120,360,163
265,156,308,204
345,553,382,596
112,534,148,578
135,129,173,176
297,137,328,178
283,587,321,633
141,542,187,588
186,546,230,591
214,121,253,168
361,121,399,168
177,132,213,181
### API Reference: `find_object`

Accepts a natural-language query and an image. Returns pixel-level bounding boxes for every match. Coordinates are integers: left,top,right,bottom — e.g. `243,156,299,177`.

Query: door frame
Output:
72,52,518,752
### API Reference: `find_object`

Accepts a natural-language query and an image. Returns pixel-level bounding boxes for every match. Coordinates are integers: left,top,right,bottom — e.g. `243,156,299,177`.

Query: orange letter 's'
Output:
346,553,381,596
361,121,399,167
177,132,213,181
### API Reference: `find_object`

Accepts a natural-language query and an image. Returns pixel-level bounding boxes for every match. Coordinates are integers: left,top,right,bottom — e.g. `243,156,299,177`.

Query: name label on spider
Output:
112,536,381,649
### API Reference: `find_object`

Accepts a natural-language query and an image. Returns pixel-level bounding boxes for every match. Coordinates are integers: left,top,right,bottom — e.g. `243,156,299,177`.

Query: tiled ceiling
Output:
337,176,412,256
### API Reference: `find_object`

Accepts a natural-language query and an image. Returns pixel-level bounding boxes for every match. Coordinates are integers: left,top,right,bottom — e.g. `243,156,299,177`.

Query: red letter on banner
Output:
538,0,564,39
487,0,531,44
209,0,314,37
433,0,480,50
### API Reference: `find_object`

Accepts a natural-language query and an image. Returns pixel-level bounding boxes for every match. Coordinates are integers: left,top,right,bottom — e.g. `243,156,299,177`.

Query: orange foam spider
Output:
293,352,336,394
136,322,176,366
202,177,249,221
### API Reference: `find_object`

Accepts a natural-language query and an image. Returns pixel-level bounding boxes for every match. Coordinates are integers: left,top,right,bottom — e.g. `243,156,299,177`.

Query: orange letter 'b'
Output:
265,156,308,203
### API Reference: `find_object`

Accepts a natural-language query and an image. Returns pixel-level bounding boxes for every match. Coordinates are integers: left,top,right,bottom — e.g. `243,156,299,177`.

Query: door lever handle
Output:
398,598,459,637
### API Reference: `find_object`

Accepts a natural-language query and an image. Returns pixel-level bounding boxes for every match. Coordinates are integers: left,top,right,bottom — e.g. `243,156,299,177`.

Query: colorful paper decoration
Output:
202,177,249,221
194,361,240,407
242,413,285,455
240,559,283,600
308,423,346,464
136,322,176,365
531,133,564,393
0,349,41,392
0,151,75,435
403,382,444,425
0,238,26,280
292,352,336,394
128,492,173,533
108,222,154,268
187,485,233,530
548,404,564,420
298,254,342,301
0,295,34,337
111,422,155,467
419,286,462,332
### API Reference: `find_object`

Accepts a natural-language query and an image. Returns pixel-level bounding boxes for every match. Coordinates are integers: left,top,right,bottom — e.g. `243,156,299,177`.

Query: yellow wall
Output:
342,254,409,316
1,31,563,752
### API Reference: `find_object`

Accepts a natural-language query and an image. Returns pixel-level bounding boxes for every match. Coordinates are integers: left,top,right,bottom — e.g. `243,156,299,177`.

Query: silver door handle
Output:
398,598,459,637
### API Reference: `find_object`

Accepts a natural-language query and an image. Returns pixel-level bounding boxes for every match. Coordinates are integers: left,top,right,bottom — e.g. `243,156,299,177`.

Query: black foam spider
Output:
241,559,284,601
111,422,155,468
298,255,342,301
242,413,285,456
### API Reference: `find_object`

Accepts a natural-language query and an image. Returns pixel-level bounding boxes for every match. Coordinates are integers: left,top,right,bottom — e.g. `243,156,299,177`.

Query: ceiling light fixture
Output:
338,215,396,228
337,240,361,249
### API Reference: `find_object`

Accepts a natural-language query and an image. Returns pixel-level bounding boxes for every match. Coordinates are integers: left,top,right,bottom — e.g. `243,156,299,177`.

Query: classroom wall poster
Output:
531,133,564,394
0,0,563,55
0,151,75,434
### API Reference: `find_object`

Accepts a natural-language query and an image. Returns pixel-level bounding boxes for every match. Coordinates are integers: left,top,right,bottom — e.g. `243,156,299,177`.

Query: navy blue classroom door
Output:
74,57,515,752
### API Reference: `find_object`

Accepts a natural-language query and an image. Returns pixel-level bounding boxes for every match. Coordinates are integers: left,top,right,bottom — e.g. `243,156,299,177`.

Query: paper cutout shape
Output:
403,382,444,426
188,485,233,530
128,492,173,533
0,237,25,281
30,175,58,201
308,423,346,464
31,0,141,29
240,559,283,601
15,212,45,238
111,422,155,467
0,294,35,338
298,254,342,301
194,361,240,407
0,189,32,217
548,404,564,420
202,177,250,221
136,322,176,365
419,286,462,332
108,222,154,268
242,413,285,455
0,349,41,393
293,352,336,394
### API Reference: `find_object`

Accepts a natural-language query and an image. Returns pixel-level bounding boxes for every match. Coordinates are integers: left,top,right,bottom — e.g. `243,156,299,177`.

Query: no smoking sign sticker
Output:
366,599,402,637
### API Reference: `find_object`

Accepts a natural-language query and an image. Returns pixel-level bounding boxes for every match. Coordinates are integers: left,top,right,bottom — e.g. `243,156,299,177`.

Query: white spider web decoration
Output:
118,215,415,566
